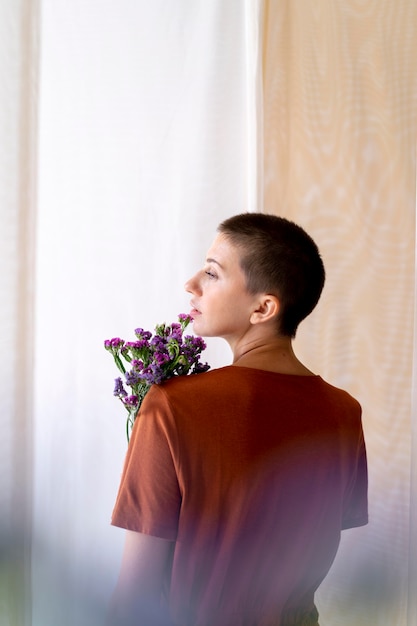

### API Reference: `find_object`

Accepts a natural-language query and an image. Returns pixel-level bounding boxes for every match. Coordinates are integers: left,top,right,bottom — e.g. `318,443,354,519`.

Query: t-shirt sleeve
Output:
341,417,368,530
111,385,181,541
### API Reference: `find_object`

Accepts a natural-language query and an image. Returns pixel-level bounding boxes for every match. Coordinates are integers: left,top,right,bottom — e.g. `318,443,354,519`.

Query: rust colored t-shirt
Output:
112,366,368,626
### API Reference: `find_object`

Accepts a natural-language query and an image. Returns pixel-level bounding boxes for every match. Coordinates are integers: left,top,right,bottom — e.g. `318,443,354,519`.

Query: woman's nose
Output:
184,272,200,295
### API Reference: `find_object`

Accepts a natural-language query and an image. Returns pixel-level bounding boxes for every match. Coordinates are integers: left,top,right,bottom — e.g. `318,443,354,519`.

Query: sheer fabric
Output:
0,1,38,625
0,1,416,625
262,2,417,624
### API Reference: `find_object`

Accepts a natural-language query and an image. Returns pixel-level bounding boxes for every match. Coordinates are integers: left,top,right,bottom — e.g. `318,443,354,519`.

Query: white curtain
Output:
33,2,255,624
0,1,37,624
0,2,416,625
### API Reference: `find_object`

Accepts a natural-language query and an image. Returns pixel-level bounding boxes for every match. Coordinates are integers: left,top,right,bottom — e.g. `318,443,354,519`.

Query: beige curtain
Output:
0,2,416,625
262,2,417,624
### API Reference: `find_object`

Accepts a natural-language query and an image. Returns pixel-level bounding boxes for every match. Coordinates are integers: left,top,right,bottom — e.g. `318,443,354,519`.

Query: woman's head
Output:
217,213,325,337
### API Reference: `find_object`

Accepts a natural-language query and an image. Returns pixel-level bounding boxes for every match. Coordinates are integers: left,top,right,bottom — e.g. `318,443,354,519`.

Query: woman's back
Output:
112,365,368,625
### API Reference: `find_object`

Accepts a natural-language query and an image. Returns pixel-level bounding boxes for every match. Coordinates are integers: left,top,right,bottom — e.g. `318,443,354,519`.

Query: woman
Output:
108,213,368,626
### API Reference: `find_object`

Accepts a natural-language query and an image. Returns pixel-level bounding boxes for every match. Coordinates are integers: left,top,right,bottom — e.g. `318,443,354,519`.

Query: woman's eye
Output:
205,270,217,279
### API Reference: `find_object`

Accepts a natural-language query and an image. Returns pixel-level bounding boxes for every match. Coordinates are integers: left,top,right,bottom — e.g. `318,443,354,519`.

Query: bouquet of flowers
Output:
104,313,210,442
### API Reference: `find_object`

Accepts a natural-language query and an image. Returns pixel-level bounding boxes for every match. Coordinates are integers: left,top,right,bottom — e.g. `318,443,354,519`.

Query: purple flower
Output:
139,368,154,385
105,313,210,443
139,363,167,385
154,351,170,365
151,335,166,349
134,329,152,341
178,313,192,323
171,332,183,342
193,361,210,374
123,395,139,407
168,324,183,341
184,335,206,351
125,340,149,350
113,377,127,397
125,370,142,386
104,337,124,351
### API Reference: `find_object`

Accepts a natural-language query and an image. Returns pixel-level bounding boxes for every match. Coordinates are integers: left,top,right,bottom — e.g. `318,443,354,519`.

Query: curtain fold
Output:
409,185,417,624
0,1,38,625
244,0,264,212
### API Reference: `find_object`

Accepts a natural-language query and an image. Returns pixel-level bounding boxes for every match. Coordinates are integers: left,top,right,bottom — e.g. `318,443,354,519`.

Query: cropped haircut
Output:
218,213,325,337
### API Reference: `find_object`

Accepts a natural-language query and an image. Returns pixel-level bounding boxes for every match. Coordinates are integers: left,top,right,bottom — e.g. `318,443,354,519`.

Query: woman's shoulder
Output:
159,365,236,391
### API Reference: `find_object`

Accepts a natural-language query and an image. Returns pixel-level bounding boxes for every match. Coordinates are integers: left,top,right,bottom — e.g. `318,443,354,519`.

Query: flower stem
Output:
114,353,126,375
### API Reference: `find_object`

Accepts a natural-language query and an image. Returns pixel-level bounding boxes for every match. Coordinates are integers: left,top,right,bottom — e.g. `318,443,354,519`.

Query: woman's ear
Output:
250,295,280,325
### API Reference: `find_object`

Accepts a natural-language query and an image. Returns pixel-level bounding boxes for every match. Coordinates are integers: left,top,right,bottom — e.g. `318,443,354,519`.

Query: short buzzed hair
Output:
218,213,325,337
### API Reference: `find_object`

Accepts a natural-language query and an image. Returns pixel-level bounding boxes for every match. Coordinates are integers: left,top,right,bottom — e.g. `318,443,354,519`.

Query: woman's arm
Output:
107,530,174,626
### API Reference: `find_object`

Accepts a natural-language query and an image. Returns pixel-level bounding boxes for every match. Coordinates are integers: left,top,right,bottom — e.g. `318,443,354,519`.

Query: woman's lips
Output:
190,304,201,317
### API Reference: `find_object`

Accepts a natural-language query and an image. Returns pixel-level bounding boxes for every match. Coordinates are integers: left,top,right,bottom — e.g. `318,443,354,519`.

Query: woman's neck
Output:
232,337,315,376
